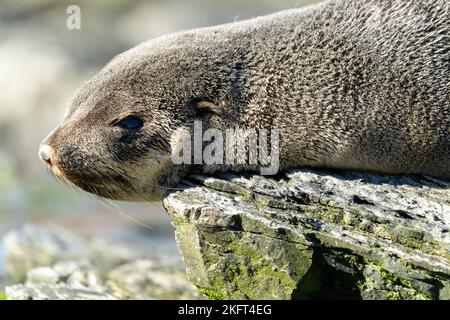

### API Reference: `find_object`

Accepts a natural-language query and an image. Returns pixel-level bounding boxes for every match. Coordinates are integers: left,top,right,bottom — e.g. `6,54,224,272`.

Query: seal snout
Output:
39,144,53,166
38,142,64,177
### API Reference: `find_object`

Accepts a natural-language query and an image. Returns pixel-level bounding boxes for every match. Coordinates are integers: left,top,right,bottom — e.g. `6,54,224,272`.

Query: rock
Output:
163,168,450,300
26,267,59,284
107,260,201,300
6,258,200,300
3,223,86,282
3,223,143,282
3,224,201,300
5,284,115,300
6,261,117,300
6,260,114,300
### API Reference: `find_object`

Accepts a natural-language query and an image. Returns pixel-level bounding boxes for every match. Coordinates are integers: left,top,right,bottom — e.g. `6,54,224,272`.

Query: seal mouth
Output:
50,167,134,200
71,174,131,193
39,148,140,200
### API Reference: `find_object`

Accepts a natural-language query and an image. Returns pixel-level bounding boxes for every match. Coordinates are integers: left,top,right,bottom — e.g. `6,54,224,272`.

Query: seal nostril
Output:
39,144,53,165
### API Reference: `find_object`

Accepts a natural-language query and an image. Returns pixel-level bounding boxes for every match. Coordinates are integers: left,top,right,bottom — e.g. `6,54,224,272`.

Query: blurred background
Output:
0,0,318,298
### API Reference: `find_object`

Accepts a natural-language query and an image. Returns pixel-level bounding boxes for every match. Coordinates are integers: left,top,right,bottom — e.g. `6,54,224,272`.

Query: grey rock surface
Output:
163,169,450,300
3,224,201,300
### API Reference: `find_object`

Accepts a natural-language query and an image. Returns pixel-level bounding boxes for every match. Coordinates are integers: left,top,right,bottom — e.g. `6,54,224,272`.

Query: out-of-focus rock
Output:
5,283,116,300
6,260,115,300
163,169,450,300
4,224,86,282
6,257,200,300
107,260,201,300
3,224,199,300
3,223,144,282
26,266,59,284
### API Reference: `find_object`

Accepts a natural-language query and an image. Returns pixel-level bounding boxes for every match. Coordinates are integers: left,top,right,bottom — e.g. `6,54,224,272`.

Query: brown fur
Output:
40,0,449,201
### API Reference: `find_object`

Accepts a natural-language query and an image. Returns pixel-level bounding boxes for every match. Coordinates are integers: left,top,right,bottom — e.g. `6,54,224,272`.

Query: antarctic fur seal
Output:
39,0,449,201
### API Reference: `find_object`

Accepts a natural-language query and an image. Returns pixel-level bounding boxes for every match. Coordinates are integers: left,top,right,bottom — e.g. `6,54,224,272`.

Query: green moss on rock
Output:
163,168,450,300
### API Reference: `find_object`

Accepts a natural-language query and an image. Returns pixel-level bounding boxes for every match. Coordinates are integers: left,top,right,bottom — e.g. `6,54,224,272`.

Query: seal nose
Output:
39,144,53,165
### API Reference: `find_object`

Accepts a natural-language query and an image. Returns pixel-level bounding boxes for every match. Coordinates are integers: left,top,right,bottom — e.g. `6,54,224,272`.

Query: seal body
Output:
39,0,449,201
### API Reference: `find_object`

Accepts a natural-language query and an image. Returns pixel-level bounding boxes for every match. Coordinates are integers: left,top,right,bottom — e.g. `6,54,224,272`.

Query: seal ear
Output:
191,100,225,116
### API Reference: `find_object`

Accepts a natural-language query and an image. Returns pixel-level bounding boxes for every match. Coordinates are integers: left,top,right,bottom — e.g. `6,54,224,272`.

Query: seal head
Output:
39,33,228,201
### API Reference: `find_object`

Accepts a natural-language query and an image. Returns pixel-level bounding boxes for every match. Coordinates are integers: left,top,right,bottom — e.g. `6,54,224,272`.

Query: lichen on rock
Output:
163,168,450,300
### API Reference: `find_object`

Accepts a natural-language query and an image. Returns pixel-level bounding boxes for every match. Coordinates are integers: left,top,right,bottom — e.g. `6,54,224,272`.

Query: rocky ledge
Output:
163,168,450,300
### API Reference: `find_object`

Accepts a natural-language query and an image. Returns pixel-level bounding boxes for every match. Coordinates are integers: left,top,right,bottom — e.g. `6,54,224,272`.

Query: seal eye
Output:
115,116,143,130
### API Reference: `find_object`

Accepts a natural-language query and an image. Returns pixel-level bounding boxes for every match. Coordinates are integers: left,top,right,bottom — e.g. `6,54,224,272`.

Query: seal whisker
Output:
99,198,153,231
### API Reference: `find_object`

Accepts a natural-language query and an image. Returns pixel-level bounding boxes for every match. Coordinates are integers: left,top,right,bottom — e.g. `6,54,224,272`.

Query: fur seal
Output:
39,0,449,201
